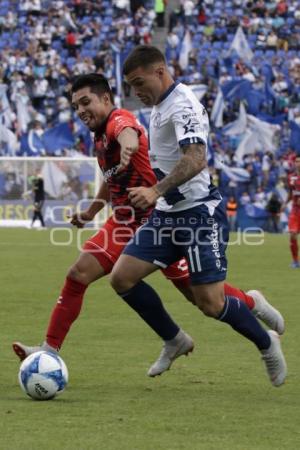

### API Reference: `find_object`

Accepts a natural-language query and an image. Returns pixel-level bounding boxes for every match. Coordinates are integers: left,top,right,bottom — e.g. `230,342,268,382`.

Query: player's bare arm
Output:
69,180,109,228
117,127,139,171
155,142,207,196
128,143,207,209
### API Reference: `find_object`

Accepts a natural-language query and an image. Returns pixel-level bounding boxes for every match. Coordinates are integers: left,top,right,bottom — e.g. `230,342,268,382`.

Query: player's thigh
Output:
288,211,300,235
110,254,159,291
190,281,225,317
181,203,228,286
82,216,136,275
161,259,195,305
120,209,180,269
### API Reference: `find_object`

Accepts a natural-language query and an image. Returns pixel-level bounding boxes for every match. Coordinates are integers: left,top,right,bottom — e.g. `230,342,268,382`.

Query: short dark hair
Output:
71,73,114,103
123,45,166,76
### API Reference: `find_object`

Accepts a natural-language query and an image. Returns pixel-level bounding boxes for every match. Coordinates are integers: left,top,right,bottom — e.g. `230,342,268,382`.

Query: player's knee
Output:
196,292,225,318
67,263,89,285
110,269,134,293
173,282,196,305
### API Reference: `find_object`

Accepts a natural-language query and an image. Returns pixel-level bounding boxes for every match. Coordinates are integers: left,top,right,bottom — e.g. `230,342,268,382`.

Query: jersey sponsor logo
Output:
103,164,120,182
177,258,188,272
182,112,197,120
182,106,197,120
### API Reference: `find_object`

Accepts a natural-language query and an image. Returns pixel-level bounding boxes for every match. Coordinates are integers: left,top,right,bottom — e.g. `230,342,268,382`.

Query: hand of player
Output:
67,210,94,228
127,186,160,209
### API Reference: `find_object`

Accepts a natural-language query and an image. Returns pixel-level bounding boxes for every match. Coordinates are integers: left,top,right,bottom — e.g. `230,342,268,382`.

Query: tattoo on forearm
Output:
155,143,207,196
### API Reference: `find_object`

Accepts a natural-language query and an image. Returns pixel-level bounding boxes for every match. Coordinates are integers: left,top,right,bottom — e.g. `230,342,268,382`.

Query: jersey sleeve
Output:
107,111,141,140
171,96,209,148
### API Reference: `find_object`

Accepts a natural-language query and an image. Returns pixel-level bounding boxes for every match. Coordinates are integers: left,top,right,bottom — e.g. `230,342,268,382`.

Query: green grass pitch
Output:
0,229,299,450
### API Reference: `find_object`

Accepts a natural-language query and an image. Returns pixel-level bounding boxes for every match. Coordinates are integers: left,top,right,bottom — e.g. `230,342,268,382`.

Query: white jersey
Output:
149,82,221,212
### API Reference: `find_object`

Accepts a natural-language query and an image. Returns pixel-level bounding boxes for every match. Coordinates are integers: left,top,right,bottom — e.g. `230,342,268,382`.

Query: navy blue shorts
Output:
123,203,229,284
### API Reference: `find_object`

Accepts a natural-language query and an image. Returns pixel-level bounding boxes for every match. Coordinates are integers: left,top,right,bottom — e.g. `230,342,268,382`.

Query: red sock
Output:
290,237,299,262
46,277,88,350
224,283,255,310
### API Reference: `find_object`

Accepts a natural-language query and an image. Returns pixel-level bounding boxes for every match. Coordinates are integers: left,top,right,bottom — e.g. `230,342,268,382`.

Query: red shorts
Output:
83,216,189,281
288,210,300,233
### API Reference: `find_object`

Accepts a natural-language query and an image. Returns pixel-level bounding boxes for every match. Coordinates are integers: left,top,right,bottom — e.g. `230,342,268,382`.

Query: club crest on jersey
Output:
153,112,161,129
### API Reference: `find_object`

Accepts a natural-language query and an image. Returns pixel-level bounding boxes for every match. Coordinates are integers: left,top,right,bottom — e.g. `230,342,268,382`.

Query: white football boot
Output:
12,341,57,361
261,330,287,387
247,290,285,335
147,330,194,377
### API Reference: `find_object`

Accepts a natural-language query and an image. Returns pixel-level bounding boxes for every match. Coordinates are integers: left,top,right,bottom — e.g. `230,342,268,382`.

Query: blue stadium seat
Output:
66,57,76,68
254,49,264,57
287,18,295,26
265,49,276,57
103,16,113,25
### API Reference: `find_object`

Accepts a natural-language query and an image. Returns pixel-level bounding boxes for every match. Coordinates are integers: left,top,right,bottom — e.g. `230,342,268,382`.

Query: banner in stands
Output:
0,200,81,227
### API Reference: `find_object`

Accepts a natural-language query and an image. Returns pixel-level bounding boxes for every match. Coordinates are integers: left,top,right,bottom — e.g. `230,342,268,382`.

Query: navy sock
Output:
218,296,271,350
118,281,180,341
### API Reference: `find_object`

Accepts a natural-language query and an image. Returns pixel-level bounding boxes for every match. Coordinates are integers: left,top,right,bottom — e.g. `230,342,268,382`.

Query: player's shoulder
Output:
110,108,136,122
172,83,206,113
107,108,141,135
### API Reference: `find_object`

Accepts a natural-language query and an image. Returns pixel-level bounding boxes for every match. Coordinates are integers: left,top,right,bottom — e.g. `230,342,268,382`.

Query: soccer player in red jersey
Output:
13,74,283,372
287,155,300,268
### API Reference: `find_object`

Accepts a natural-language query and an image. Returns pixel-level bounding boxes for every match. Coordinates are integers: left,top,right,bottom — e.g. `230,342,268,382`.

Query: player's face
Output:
71,87,111,131
125,66,163,106
295,158,300,172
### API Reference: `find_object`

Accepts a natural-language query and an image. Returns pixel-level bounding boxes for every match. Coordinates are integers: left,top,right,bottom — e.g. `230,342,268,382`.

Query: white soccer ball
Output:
18,351,68,400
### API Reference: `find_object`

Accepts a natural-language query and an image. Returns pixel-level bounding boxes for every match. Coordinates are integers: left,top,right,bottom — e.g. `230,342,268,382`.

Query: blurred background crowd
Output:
0,0,300,231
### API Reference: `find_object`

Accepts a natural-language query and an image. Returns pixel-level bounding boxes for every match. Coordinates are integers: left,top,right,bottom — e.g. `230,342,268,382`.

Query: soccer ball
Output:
18,351,68,400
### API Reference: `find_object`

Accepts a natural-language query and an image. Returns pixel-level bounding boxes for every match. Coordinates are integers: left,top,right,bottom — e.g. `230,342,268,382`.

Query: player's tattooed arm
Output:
153,142,207,197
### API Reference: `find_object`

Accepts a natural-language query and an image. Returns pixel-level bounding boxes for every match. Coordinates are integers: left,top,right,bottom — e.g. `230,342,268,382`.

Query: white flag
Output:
0,84,14,128
179,31,192,70
211,88,225,128
235,129,258,162
190,84,208,101
217,157,251,182
247,115,280,152
0,123,19,156
223,102,247,135
16,94,31,133
41,161,68,198
229,27,253,63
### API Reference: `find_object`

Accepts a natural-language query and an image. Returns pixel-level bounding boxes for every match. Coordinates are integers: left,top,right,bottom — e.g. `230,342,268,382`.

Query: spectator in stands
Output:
266,193,282,233
155,0,167,27
226,196,238,231
254,187,268,209
182,0,195,26
240,192,251,206
31,173,46,228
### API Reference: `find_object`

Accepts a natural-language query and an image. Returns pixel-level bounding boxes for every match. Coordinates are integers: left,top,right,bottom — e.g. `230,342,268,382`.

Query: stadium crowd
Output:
0,0,300,231
0,0,154,156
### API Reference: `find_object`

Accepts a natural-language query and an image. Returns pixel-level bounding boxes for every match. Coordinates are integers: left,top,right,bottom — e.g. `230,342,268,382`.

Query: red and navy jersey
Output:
94,108,157,222
288,173,300,211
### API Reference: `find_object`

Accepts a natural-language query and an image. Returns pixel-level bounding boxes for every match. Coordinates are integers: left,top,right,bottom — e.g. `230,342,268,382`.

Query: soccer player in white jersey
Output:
110,45,287,386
